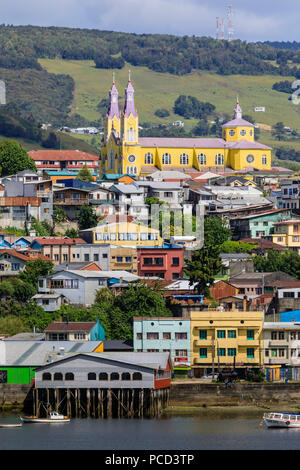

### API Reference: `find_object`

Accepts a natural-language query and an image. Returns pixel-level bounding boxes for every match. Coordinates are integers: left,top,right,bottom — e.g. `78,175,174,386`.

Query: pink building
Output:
137,246,183,281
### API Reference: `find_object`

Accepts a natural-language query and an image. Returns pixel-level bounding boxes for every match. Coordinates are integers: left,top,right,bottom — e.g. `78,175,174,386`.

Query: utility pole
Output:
212,328,215,376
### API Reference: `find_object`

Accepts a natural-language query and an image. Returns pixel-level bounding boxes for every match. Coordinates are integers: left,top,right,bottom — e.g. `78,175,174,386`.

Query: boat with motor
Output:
263,412,300,428
20,411,70,423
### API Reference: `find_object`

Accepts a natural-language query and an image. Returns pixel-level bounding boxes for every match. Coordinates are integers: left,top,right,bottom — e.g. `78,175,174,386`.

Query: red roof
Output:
0,249,30,261
34,237,86,245
44,321,96,332
28,150,99,162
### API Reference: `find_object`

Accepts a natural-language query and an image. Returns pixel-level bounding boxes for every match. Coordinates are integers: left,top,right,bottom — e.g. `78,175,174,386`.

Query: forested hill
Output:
0,24,298,76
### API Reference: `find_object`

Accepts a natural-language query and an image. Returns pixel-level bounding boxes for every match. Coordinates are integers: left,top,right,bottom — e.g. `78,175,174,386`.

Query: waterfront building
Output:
0,340,103,384
189,308,264,377
100,78,272,177
133,317,191,374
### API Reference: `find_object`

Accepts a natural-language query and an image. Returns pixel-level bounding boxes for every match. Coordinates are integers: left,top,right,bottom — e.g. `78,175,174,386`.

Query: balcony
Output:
194,339,211,347
268,340,289,348
54,198,88,206
237,339,260,347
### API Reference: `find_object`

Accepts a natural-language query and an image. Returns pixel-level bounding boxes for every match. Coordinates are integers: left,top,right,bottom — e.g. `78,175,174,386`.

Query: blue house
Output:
133,316,191,376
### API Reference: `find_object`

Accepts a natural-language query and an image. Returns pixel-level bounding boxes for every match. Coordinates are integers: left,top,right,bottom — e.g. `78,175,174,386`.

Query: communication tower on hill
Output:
227,4,234,41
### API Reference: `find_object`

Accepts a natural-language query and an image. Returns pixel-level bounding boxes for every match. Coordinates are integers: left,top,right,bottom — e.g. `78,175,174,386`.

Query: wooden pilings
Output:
33,387,169,419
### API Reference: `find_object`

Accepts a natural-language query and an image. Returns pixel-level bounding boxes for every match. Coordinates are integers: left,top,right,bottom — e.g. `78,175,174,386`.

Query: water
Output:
0,409,300,450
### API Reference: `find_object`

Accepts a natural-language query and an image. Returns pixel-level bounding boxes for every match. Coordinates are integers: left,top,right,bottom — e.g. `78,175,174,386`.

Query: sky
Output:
0,0,299,42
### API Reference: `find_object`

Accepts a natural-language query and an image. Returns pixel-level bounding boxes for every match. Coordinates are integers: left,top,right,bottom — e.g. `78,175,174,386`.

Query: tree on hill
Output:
0,140,36,176
204,216,232,246
77,205,98,230
184,244,223,296
253,249,300,279
76,165,94,182
52,206,66,235
272,122,286,141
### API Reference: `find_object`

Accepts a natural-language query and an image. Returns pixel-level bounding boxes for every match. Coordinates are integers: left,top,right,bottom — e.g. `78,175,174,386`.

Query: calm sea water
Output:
0,409,300,450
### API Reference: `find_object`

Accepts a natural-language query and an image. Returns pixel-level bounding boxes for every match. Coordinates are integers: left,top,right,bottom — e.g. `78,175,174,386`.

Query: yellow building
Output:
100,78,272,176
80,221,163,247
271,219,300,252
110,246,138,273
190,309,264,377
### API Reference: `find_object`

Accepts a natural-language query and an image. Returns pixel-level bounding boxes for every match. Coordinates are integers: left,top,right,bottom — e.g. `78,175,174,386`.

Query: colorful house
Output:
79,221,163,247
100,77,272,176
230,209,292,240
189,308,264,378
271,219,300,253
137,245,183,281
133,317,191,375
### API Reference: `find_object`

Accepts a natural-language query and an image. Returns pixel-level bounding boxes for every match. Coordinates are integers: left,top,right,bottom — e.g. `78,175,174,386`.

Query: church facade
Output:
100,78,272,176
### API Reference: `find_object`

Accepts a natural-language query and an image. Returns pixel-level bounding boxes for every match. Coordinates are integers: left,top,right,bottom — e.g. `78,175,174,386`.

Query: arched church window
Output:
127,127,136,142
262,155,267,165
109,148,114,170
198,153,206,165
162,153,171,165
144,153,153,165
180,153,189,165
215,154,224,165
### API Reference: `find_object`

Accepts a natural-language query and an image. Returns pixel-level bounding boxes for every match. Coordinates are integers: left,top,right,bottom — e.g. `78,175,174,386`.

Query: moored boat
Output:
20,411,70,423
263,412,300,428
0,423,22,428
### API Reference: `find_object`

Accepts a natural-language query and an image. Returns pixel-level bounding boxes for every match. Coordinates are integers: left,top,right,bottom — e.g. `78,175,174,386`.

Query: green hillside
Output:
39,59,300,133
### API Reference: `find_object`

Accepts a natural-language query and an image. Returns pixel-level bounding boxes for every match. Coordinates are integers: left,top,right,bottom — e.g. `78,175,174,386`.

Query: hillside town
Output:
2,77,300,420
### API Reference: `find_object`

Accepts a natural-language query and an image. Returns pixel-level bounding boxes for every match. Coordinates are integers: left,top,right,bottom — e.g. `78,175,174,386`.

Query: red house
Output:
137,246,183,281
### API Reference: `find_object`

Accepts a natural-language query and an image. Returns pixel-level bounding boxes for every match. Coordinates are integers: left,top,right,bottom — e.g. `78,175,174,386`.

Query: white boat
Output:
263,412,300,428
0,423,22,428
20,411,70,423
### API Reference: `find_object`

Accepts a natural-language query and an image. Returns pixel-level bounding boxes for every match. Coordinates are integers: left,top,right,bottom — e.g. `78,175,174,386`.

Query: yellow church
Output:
100,76,272,176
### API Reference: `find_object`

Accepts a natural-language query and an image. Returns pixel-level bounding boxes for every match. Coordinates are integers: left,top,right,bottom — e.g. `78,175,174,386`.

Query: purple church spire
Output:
107,74,120,119
124,70,137,118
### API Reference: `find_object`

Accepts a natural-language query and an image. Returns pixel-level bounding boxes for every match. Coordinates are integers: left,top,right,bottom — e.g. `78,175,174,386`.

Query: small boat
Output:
263,412,300,428
20,411,70,423
0,423,22,428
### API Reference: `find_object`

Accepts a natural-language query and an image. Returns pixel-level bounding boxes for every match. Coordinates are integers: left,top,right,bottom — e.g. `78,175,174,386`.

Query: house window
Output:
262,155,267,165
247,348,255,358
271,332,277,340
136,333,142,340
279,349,285,357
154,257,163,266
42,373,52,381
88,372,97,380
125,257,132,262
172,257,179,266
180,153,189,165
110,373,119,380
228,330,236,338
99,373,108,380
199,330,207,340
143,258,153,265
199,348,207,358
122,372,131,380
198,153,207,165
175,350,187,357
247,330,254,340
117,257,123,263
94,254,99,261
217,348,226,357
65,373,74,381
227,348,236,357
217,330,226,339
144,153,154,165
133,372,142,380
84,254,90,262
163,332,171,339
162,153,171,165
175,332,187,340
147,332,159,340
53,373,63,381
215,154,224,165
